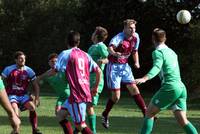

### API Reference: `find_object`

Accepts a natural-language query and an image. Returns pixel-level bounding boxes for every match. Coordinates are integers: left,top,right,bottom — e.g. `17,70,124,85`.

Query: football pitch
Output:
0,91,199,134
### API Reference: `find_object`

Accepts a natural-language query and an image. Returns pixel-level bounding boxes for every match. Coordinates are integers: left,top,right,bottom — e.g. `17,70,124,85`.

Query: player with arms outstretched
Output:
136,28,198,134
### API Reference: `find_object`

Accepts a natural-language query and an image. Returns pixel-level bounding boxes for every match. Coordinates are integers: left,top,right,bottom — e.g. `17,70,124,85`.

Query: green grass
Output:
0,91,199,134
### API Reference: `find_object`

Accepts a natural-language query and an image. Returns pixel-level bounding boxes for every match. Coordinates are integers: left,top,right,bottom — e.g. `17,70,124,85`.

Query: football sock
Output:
88,114,96,134
29,111,38,131
59,119,73,134
133,94,147,116
81,127,93,134
183,122,198,134
103,99,115,117
140,117,154,134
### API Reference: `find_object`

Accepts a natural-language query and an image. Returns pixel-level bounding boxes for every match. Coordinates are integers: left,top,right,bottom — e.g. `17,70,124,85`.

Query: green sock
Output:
140,117,154,134
183,122,198,134
88,114,96,134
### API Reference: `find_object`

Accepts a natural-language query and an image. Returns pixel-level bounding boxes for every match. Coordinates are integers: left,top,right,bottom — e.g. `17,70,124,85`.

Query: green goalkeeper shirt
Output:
147,44,182,84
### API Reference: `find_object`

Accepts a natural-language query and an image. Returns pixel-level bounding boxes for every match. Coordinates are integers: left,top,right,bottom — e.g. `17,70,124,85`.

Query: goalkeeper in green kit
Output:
87,26,109,134
135,28,198,134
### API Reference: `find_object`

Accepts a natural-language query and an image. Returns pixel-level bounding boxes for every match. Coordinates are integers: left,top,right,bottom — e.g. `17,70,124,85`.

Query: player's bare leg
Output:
173,110,198,134
102,90,120,128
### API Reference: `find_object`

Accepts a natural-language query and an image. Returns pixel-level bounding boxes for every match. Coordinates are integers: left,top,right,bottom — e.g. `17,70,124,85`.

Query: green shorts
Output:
0,79,5,91
151,82,187,111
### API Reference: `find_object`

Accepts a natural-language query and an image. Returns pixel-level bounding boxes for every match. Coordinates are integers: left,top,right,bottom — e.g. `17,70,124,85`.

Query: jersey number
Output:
78,58,85,77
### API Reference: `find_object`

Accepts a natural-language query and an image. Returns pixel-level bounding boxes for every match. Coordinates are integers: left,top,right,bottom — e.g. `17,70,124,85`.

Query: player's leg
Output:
102,90,120,128
173,110,198,134
23,95,42,134
87,92,101,134
126,83,147,116
172,87,198,134
123,64,147,116
56,99,73,134
140,103,160,134
102,63,121,128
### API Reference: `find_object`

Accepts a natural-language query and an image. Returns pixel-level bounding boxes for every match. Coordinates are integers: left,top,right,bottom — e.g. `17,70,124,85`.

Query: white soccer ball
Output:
176,10,191,24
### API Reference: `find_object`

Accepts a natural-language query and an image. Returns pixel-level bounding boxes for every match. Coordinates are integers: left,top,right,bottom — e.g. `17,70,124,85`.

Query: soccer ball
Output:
176,10,191,24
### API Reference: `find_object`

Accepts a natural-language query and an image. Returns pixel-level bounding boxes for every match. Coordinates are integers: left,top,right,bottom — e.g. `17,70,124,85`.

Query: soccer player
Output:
135,28,198,134
1,51,42,134
37,53,70,115
55,31,102,134
87,26,109,133
0,76,20,134
101,19,147,128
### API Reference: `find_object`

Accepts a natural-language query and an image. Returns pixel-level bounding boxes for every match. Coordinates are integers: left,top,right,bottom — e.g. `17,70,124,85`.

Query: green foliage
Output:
0,0,200,91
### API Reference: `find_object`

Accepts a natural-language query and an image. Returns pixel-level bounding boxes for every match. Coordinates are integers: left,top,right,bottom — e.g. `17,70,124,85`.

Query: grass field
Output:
0,91,199,134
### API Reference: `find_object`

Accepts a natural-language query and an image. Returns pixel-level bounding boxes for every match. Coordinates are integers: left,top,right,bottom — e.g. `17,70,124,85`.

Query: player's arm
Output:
132,33,140,69
37,69,57,81
132,51,140,69
135,50,163,84
91,67,102,96
97,45,109,65
0,78,20,131
108,46,121,57
32,78,40,106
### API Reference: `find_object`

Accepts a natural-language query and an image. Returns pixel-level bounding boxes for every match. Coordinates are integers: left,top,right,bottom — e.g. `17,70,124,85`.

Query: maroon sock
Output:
133,94,147,116
59,119,73,134
81,127,93,134
29,111,38,131
102,99,115,117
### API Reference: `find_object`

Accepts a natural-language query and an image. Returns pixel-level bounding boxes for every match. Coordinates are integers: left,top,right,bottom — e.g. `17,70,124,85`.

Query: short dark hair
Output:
95,26,108,42
14,51,25,59
67,31,80,47
48,53,58,61
152,28,166,43
123,19,137,27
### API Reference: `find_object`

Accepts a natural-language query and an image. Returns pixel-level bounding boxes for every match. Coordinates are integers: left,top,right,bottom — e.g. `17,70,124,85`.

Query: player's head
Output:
123,19,137,38
14,51,26,67
152,28,166,45
91,26,108,43
67,31,80,48
48,53,58,68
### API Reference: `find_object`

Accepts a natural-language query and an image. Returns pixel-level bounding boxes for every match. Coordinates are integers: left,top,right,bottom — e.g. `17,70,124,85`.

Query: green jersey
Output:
147,44,181,84
0,78,5,91
88,42,108,93
46,71,70,99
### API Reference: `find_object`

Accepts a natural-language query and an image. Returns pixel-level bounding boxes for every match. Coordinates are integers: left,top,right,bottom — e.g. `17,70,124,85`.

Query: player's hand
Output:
134,62,140,69
9,113,20,134
114,52,122,57
34,97,40,107
135,78,146,85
